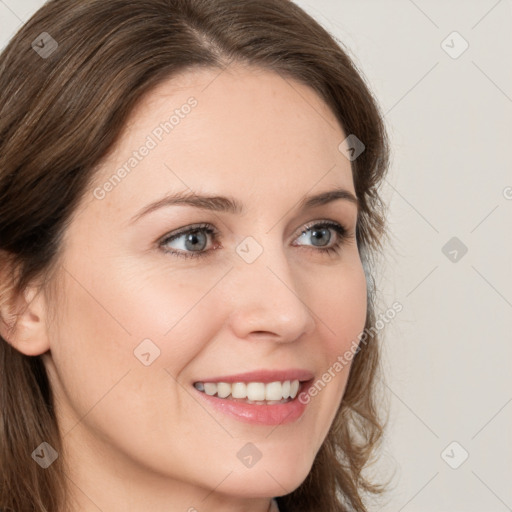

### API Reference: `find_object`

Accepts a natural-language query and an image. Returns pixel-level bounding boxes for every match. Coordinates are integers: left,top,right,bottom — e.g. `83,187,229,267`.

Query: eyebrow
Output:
129,187,358,224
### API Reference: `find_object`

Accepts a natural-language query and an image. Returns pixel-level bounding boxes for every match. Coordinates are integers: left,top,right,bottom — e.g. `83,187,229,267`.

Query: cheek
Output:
45,266,216,468
299,257,367,441
58,256,223,355
311,256,368,354
48,260,229,419
44,272,135,433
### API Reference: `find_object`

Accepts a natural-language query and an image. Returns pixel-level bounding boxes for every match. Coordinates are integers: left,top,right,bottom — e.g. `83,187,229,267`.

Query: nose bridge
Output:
226,234,316,341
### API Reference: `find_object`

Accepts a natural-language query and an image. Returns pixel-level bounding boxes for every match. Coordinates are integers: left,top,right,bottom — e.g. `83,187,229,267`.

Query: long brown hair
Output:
0,1,390,510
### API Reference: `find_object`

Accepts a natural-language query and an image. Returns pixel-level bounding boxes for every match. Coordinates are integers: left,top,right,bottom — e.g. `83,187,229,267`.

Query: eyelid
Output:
158,222,216,242
294,219,347,237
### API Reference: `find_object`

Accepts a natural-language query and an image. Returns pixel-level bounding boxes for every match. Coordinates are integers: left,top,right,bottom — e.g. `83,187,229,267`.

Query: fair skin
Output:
4,65,367,511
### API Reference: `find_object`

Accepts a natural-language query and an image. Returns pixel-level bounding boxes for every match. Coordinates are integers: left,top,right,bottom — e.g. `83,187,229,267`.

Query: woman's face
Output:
42,65,367,510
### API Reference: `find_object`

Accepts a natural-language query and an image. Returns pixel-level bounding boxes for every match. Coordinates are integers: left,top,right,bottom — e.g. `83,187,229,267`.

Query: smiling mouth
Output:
193,379,308,405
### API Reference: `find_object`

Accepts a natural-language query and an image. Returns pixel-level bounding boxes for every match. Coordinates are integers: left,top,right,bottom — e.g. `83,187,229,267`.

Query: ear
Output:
0,282,51,356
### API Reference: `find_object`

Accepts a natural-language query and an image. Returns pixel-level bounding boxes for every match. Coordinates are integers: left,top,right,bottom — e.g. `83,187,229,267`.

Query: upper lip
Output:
194,368,315,384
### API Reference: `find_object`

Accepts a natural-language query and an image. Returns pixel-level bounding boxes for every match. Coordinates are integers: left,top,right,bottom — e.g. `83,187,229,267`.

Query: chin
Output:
224,456,313,498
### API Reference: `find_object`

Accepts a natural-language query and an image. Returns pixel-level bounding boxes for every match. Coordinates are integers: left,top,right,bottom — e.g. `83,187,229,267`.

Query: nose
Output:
225,241,316,344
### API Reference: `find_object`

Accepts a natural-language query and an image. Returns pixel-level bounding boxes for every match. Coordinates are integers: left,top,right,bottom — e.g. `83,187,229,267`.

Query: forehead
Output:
86,65,354,218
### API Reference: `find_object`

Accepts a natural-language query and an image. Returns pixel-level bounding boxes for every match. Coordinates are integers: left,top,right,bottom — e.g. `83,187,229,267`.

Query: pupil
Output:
311,228,330,247
185,231,206,251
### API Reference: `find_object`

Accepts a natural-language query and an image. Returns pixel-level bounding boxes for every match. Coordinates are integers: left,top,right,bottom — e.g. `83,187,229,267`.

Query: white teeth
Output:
232,382,247,399
204,382,217,396
282,380,291,399
194,379,302,401
216,382,231,398
290,380,300,398
247,382,266,401
265,381,284,401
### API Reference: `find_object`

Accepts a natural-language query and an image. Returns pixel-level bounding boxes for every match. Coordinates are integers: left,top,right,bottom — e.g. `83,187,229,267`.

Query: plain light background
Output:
1,1,511,511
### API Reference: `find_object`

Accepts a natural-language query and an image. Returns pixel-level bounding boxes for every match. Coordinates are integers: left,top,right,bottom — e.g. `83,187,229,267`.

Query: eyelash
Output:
158,220,350,260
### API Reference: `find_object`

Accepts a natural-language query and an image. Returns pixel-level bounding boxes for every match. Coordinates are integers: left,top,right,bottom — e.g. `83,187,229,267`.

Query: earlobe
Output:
0,284,51,356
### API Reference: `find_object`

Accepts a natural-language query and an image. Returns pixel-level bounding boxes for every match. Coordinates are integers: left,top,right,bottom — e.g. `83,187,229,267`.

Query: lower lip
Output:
193,382,311,426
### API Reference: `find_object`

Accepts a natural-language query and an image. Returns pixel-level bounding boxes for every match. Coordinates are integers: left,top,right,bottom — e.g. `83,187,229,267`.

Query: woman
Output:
0,0,390,510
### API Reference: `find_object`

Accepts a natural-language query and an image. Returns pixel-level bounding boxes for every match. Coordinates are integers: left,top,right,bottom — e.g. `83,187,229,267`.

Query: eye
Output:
158,220,351,259
158,223,218,259
292,220,349,257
